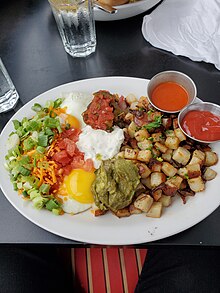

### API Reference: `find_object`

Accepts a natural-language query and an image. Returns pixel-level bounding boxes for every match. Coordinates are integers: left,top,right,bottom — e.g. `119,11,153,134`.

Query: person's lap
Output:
0,246,73,293
135,247,220,293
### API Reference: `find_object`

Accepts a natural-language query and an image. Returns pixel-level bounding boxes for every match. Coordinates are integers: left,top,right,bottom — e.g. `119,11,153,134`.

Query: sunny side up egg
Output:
58,169,96,214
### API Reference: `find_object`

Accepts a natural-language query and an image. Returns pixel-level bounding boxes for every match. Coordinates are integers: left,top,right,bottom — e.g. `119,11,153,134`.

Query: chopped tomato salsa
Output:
82,90,115,131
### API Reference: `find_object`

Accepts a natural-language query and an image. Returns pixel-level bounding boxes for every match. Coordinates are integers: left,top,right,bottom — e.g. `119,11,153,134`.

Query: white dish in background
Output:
94,0,161,21
0,76,220,245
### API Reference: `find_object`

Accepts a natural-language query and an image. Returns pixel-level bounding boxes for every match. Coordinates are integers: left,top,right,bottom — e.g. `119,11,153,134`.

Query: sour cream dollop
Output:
76,126,124,169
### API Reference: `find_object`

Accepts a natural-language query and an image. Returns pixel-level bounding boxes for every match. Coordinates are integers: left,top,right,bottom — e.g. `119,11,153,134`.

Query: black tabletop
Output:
0,0,220,246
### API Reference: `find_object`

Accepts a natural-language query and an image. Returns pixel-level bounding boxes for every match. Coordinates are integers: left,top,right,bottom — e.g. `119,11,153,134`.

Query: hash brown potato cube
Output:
125,93,137,105
188,176,205,192
154,142,168,154
146,202,163,218
137,163,151,178
130,101,139,110
128,121,139,138
141,177,152,189
134,129,150,142
188,150,205,165
161,162,177,177
163,182,178,196
158,195,172,207
115,208,131,218
203,167,217,181
162,149,173,162
166,176,183,189
174,128,187,142
152,189,162,201
134,194,153,212
149,159,162,172
177,167,188,178
137,150,152,163
172,147,191,165
150,172,166,188
129,204,142,215
137,139,153,150
152,132,164,143
186,163,201,179
204,151,218,166
124,148,138,160
165,136,180,149
124,112,134,123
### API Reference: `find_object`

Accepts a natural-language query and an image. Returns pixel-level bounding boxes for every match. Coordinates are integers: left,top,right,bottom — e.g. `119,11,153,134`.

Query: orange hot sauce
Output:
151,82,189,112
181,110,220,141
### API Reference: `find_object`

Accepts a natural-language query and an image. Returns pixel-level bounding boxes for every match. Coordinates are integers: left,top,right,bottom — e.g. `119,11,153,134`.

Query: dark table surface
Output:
0,0,220,246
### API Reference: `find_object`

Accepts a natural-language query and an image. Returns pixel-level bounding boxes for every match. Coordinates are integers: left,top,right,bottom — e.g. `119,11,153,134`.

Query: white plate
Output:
94,0,161,21
0,76,220,245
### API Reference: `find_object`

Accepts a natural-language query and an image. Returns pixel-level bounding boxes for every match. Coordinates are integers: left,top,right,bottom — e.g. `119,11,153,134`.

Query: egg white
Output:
61,92,93,127
59,196,92,214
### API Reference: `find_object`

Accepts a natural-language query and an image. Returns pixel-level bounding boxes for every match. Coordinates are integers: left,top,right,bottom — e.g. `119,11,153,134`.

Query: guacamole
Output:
92,158,140,212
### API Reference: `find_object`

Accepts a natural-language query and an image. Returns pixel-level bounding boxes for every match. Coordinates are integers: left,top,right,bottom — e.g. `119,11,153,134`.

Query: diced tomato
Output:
58,140,66,149
61,128,81,141
63,138,76,157
62,164,73,176
53,150,72,166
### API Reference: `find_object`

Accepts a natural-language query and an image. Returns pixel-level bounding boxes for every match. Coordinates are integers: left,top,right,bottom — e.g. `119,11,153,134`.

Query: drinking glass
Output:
0,58,19,113
49,0,96,58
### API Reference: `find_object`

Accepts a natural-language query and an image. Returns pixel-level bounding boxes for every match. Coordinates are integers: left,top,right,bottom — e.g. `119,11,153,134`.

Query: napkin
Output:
142,0,220,70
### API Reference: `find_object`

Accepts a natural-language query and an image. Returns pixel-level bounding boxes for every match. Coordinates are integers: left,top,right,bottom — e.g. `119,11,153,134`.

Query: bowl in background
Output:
94,0,161,21
147,70,197,113
178,102,220,144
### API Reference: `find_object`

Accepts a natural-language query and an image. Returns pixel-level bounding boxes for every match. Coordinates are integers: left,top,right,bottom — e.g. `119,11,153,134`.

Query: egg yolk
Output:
66,114,80,129
64,169,95,204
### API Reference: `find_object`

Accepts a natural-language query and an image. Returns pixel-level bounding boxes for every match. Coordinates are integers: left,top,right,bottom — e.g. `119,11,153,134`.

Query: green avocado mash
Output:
92,158,140,212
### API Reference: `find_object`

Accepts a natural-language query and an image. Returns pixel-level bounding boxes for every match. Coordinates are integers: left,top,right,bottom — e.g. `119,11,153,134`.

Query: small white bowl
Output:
94,0,161,21
147,70,197,114
178,102,220,144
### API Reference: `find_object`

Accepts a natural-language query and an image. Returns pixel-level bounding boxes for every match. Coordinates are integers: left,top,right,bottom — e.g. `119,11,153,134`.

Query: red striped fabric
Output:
104,248,124,293
88,248,106,293
73,248,88,292
72,248,147,293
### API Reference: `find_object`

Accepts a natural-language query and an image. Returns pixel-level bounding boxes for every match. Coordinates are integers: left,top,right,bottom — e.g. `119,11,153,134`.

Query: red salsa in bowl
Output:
178,102,220,144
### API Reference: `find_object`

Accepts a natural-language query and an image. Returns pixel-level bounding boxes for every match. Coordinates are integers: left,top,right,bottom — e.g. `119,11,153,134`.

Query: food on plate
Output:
82,90,115,131
4,89,218,219
181,110,220,142
97,0,128,6
58,169,95,214
92,158,140,212
151,82,189,112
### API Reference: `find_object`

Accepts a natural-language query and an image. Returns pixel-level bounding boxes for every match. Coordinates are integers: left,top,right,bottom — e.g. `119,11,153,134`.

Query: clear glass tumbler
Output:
49,0,96,58
0,58,19,113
